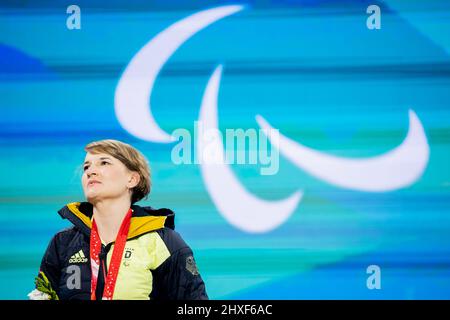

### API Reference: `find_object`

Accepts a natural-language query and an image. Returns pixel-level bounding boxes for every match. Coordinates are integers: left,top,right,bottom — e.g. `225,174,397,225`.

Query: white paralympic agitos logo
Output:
115,5,430,233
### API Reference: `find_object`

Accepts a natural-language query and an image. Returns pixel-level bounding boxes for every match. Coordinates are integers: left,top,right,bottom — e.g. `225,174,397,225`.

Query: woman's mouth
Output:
88,180,101,187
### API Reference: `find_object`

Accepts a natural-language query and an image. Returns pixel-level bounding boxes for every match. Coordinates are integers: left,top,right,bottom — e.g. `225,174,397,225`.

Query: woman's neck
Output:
92,197,132,244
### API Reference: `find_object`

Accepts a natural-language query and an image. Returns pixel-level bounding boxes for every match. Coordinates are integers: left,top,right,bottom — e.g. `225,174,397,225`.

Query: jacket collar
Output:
58,202,175,239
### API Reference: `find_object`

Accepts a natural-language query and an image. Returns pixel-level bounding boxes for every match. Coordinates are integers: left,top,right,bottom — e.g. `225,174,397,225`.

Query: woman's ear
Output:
128,172,140,189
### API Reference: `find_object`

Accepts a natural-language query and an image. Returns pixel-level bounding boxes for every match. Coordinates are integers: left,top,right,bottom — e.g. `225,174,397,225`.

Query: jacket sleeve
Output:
33,234,62,300
151,245,208,300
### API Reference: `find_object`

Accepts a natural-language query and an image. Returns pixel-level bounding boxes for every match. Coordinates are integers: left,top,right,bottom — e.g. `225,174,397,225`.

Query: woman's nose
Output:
86,166,98,178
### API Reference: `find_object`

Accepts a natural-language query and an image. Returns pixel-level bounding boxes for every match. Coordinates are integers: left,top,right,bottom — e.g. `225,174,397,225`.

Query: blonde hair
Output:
84,139,151,204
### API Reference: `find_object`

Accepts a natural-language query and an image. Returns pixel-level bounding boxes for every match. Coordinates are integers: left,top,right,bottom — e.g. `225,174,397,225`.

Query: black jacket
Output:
34,202,208,300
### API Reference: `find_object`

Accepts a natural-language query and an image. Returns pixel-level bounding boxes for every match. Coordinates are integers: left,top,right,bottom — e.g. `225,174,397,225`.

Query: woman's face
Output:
82,152,138,204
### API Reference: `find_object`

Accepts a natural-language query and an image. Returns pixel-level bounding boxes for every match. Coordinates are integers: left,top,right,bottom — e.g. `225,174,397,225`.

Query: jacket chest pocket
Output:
112,247,154,300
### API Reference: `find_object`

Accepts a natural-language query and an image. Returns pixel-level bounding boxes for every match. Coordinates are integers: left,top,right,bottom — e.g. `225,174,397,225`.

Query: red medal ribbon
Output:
90,208,132,300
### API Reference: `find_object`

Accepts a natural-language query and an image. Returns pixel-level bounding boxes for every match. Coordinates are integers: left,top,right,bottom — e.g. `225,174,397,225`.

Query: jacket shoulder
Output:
154,227,189,254
49,226,88,257
53,226,84,242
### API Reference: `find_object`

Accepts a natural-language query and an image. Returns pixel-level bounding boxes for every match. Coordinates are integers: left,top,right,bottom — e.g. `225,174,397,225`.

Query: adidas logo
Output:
69,250,88,263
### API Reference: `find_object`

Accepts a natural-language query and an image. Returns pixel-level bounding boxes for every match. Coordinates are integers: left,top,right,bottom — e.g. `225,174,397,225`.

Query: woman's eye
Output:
101,161,109,165
83,165,89,171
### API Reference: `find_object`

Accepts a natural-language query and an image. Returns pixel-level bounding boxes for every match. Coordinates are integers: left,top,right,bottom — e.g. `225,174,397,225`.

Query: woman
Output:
29,139,208,300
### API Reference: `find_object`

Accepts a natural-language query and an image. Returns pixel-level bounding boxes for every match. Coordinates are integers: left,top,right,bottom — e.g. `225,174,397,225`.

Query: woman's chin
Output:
85,192,100,203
